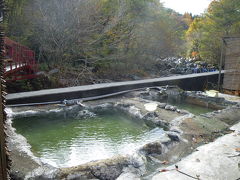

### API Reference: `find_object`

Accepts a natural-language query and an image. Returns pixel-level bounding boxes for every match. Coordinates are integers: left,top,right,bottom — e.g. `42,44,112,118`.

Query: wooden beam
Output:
218,38,225,91
0,1,10,178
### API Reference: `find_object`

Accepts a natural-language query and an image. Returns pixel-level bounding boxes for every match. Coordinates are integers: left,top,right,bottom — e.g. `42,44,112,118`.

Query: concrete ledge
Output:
6,71,223,105
152,122,240,180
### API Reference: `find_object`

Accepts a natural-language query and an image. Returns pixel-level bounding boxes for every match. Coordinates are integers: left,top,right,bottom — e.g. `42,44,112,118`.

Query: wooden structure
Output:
0,0,10,179
222,37,240,96
3,37,38,81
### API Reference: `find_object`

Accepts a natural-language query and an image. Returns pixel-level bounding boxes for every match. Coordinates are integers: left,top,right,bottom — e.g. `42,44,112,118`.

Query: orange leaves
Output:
191,51,199,58
161,160,169,165
159,169,170,172
235,148,240,152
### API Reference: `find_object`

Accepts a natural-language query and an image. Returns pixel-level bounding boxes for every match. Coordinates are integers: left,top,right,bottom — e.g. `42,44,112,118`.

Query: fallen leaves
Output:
161,160,169,165
158,165,201,179
235,148,240,152
159,169,170,172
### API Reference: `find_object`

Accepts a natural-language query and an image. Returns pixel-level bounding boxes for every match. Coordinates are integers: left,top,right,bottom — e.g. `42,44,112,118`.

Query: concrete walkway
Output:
6,71,223,105
152,122,240,180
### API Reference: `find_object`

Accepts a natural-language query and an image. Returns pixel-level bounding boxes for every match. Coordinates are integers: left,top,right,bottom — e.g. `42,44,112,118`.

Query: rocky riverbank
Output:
154,57,217,77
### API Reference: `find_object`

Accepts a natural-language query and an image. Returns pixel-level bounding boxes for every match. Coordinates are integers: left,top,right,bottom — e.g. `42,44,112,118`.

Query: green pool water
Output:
165,98,215,115
13,110,164,168
172,102,214,115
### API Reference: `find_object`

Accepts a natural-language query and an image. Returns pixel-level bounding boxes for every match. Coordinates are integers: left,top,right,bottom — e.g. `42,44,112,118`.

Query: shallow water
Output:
166,97,214,115
172,103,214,115
13,109,164,168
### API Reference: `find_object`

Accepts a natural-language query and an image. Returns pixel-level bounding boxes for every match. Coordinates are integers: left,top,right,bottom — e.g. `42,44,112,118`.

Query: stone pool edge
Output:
6,89,240,179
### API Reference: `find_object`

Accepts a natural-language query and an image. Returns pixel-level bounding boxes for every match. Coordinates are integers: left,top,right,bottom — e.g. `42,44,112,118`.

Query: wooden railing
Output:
3,37,38,81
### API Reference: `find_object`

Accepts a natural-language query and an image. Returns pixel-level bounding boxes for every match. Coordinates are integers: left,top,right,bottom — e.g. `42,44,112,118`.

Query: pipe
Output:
7,85,177,107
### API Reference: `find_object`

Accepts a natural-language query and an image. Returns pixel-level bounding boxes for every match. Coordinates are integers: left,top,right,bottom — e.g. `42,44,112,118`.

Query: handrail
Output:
3,37,38,81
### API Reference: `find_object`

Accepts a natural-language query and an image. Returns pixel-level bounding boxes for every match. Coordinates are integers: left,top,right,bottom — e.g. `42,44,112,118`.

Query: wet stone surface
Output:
6,87,240,179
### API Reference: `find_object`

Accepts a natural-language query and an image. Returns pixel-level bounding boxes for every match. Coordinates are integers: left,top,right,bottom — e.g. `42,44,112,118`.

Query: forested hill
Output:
5,0,240,89
186,0,240,64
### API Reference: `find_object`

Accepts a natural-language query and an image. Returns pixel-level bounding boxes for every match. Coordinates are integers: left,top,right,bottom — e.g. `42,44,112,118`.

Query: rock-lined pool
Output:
171,102,214,115
12,109,164,168
9,88,238,180
164,98,215,115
